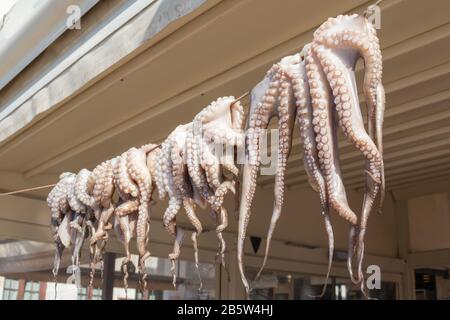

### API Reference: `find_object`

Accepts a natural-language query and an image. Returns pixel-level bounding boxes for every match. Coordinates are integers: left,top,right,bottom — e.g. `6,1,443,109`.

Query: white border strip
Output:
0,0,157,123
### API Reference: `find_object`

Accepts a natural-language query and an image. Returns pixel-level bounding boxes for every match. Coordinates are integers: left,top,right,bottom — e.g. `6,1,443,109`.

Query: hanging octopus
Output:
237,13,385,298
48,144,159,295
112,143,159,292
252,49,335,299
154,96,244,287
308,13,385,289
87,159,117,289
47,172,77,283
47,171,93,289
188,96,244,267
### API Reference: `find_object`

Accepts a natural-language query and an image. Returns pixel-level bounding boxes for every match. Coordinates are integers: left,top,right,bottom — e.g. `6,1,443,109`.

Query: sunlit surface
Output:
0,239,215,300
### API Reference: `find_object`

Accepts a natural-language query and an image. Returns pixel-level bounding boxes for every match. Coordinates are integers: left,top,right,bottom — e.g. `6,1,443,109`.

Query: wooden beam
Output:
392,178,450,201
287,134,450,188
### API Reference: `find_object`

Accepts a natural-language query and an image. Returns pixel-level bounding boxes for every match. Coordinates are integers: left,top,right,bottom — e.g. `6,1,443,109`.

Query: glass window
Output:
3,279,19,300
246,268,397,300
78,287,102,300
112,254,216,300
23,281,40,300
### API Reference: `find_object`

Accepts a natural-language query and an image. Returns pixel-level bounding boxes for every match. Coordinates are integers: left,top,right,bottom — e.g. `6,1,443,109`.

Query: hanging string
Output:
0,183,57,197
0,144,165,198
231,91,250,105
363,0,384,17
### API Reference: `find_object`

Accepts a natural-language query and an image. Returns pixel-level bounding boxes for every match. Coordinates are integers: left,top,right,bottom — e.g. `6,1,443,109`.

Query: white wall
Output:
220,183,399,258
408,192,450,252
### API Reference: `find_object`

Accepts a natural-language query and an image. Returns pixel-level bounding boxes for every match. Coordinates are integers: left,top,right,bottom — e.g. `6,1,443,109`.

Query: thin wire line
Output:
0,183,57,197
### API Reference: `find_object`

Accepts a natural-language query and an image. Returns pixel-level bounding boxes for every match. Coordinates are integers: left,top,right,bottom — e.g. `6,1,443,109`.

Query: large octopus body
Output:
186,96,244,267
237,14,385,297
309,14,385,287
48,143,158,293
153,96,244,286
111,143,159,291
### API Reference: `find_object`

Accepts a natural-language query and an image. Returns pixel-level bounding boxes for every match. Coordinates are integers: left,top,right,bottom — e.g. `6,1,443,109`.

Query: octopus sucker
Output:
237,69,280,297
126,146,153,290
312,15,384,287
305,46,357,225
307,45,362,284
255,69,297,281
293,54,334,297
74,169,96,208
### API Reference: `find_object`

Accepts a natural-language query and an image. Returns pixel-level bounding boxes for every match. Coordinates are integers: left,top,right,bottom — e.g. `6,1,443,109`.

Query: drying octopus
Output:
110,143,159,292
47,170,96,288
237,13,385,298
48,143,159,294
87,143,159,292
152,96,244,286
48,99,243,293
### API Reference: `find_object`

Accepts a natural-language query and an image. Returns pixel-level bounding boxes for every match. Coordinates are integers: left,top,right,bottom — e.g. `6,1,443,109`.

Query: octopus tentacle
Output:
163,196,182,236
313,45,382,283
295,59,335,296
215,207,229,268
182,197,203,290
257,68,297,280
88,160,116,282
168,227,185,287
116,152,139,198
187,126,214,203
316,19,385,186
305,46,357,225
75,169,96,208
113,205,137,295
90,206,114,244
126,147,153,291
171,143,188,195
237,66,281,297
313,15,385,288
158,125,201,287
68,177,86,215
202,141,222,190
164,196,183,286
306,46,362,283
222,156,239,178
211,180,234,266
47,172,75,240
67,212,86,288
48,174,75,296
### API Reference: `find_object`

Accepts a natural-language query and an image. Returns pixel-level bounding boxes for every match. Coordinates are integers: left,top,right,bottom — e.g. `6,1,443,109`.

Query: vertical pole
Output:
102,252,116,300
394,198,415,299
